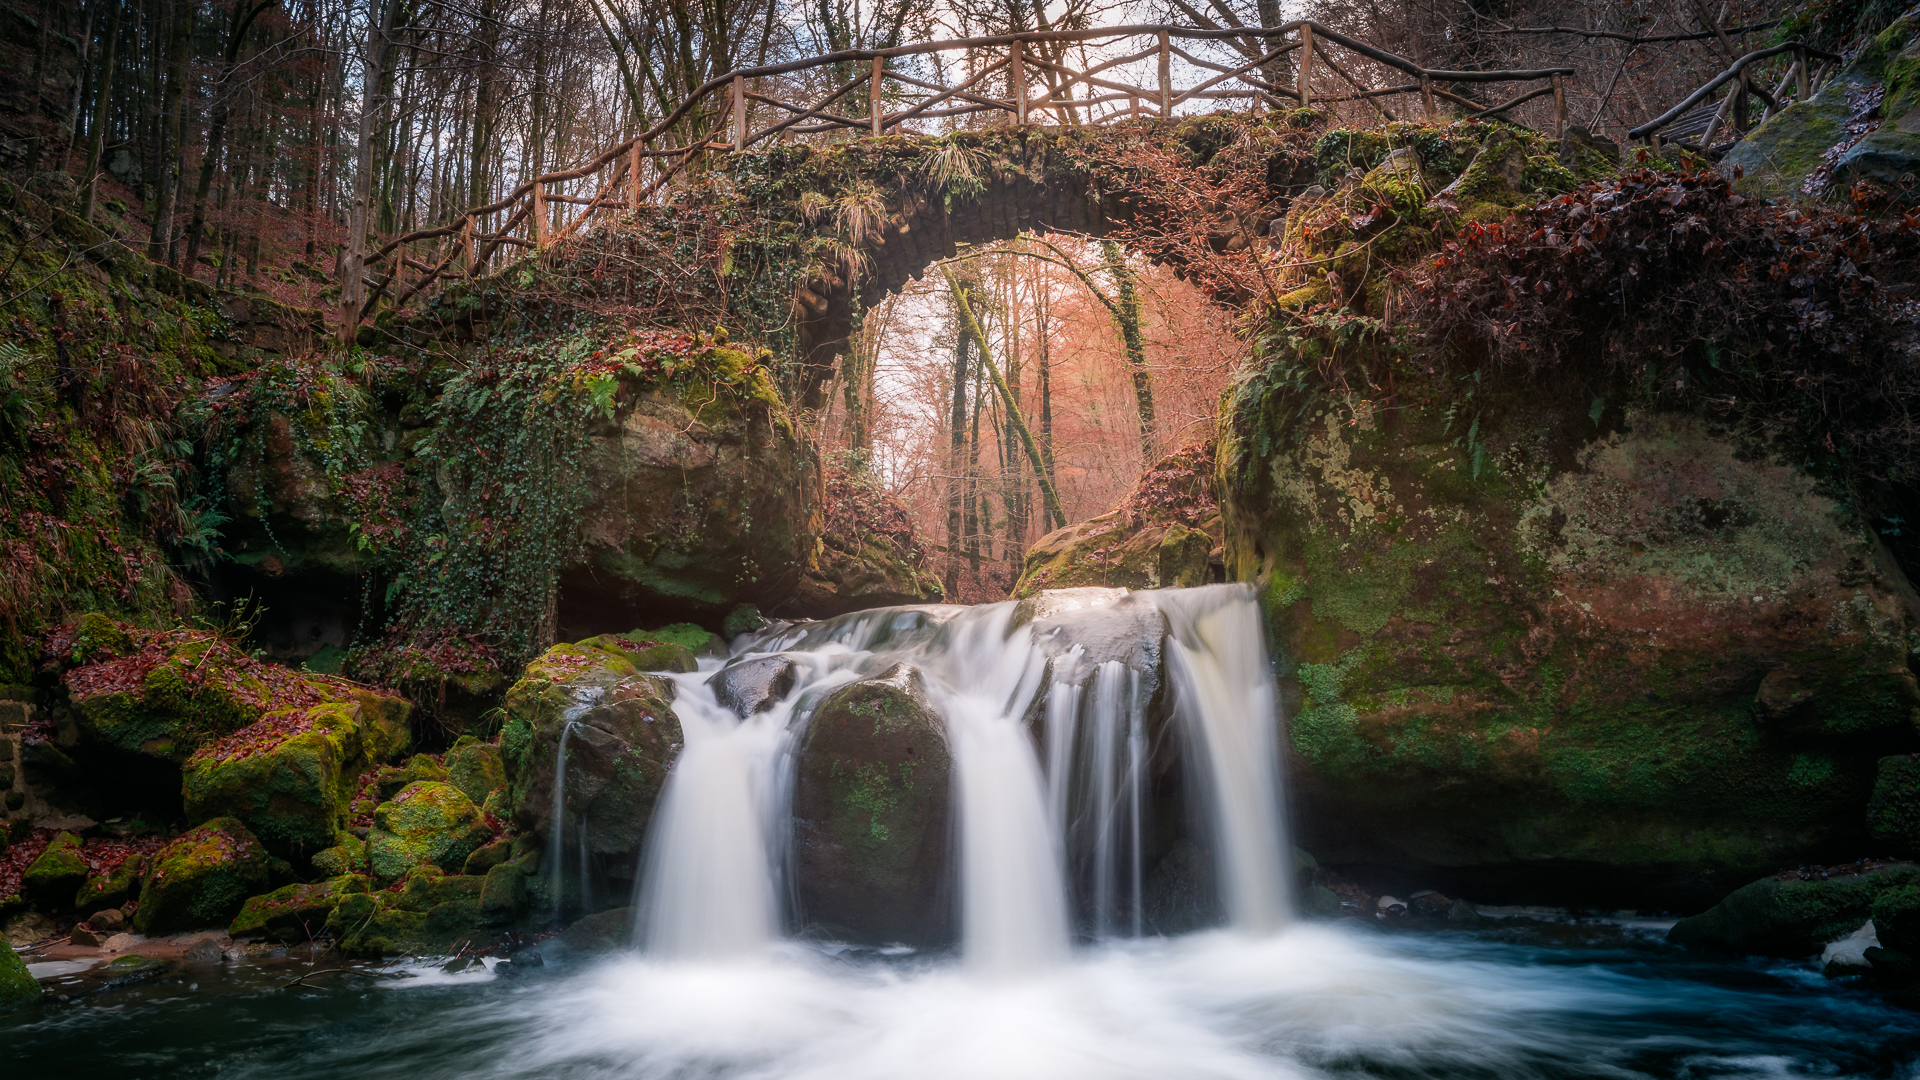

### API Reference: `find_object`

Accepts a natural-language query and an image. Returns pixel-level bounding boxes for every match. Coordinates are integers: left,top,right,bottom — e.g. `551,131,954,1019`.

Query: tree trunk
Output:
149,0,190,261
946,268,1066,531
78,0,122,220
1101,240,1155,464
945,292,971,597
341,0,401,340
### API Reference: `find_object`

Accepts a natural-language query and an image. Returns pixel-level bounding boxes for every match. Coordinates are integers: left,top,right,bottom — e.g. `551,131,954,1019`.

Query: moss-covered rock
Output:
182,688,413,858
376,753,448,799
1875,882,1920,955
310,831,367,877
1222,355,1920,893
135,818,273,934
0,937,39,1007
324,867,493,955
574,634,698,674
326,892,428,956
367,781,494,882
792,663,952,945
1726,17,1920,200
559,906,634,954
572,361,820,622
1872,756,1920,854
1669,866,1920,956
1015,442,1223,597
73,855,147,913
502,642,683,869
229,874,368,941
21,831,87,909
446,739,509,806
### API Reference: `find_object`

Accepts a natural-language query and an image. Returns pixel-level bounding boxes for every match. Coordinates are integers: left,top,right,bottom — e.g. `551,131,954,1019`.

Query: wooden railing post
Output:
1797,47,1810,100
1155,31,1171,117
1551,74,1565,137
532,182,548,247
1298,25,1314,110
734,74,747,150
628,139,642,208
1012,40,1026,125
871,57,884,134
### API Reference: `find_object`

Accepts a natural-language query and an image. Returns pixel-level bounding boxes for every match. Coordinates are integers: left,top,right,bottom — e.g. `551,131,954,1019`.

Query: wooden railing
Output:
1628,40,1841,152
341,20,1582,337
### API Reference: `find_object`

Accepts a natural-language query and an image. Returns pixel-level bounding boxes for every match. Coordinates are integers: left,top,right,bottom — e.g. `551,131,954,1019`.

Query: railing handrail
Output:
1629,39,1841,140
342,19,1585,333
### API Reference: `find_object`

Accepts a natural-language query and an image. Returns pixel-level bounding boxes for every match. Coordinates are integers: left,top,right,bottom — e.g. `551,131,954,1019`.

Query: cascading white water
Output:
544,719,576,922
626,584,1289,966
1156,587,1293,932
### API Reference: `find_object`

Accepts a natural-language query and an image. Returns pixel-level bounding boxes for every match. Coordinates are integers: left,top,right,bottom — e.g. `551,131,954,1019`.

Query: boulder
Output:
1668,865,1920,956
708,655,796,717
21,831,87,909
310,832,367,877
326,893,426,957
181,689,412,858
1224,372,1920,897
568,354,820,622
375,754,448,799
73,855,147,912
463,838,512,875
1874,882,1920,954
1871,755,1920,854
792,664,952,945
0,937,39,1007
501,643,683,865
1727,18,1920,201
574,634,697,674
324,867,491,955
367,782,494,882
446,740,508,807
1014,443,1222,598
229,875,369,941
135,818,274,935
560,906,634,954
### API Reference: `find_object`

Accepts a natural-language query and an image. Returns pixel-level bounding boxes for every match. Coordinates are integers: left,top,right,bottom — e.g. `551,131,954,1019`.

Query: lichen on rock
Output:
134,817,273,935
367,781,495,882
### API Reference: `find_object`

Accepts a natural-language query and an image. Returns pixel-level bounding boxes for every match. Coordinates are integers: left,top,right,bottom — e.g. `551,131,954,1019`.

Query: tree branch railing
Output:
1629,40,1842,152
342,19,1583,337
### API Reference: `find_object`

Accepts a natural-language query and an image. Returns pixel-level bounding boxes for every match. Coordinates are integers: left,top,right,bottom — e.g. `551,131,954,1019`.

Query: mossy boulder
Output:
229,874,368,941
1669,865,1920,956
1872,756,1920,854
182,689,413,858
1875,882,1920,955
310,831,367,877
445,739,508,806
573,633,698,674
1015,442,1224,597
1222,355,1920,897
571,364,820,623
367,782,495,882
501,642,683,868
0,937,39,1007
135,818,273,934
21,831,87,909
324,867,492,956
73,855,147,913
376,753,448,799
792,663,952,945
560,906,635,954
1726,17,1920,200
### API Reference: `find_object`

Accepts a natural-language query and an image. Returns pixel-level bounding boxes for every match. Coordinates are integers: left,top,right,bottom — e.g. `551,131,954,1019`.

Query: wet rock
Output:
68,924,101,947
325,892,426,957
21,831,87,909
463,838,512,876
1875,881,1920,954
575,633,698,674
445,739,508,806
183,937,225,963
1015,444,1222,597
0,937,37,1006
1447,898,1483,925
560,907,634,954
1301,884,1342,917
708,655,797,717
325,867,491,956
1375,895,1408,916
792,664,952,945
229,875,369,942
1142,838,1221,934
3,911,55,947
1871,755,1920,854
88,908,126,933
182,688,412,859
1668,865,1920,956
135,818,274,935
501,643,683,865
367,782,494,882
73,855,146,913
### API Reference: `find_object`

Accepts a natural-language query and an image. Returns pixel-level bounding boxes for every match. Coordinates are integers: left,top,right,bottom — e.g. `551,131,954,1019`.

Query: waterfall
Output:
618,584,1290,967
544,720,575,923
1157,586,1293,932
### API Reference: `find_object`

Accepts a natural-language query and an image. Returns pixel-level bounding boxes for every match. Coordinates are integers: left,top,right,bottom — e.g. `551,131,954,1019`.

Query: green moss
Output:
367,781,494,882
21,832,88,908
445,741,508,806
1870,756,1920,853
135,818,273,935
310,831,368,877
1670,866,1920,956
74,855,147,913
228,874,368,941
0,937,38,1006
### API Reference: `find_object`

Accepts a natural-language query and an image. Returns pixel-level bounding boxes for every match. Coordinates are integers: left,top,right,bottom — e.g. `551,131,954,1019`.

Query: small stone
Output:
88,909,126,932
1376,895,1407,915
183,938,225,963
1822,920,1880,976
69,924,101,947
